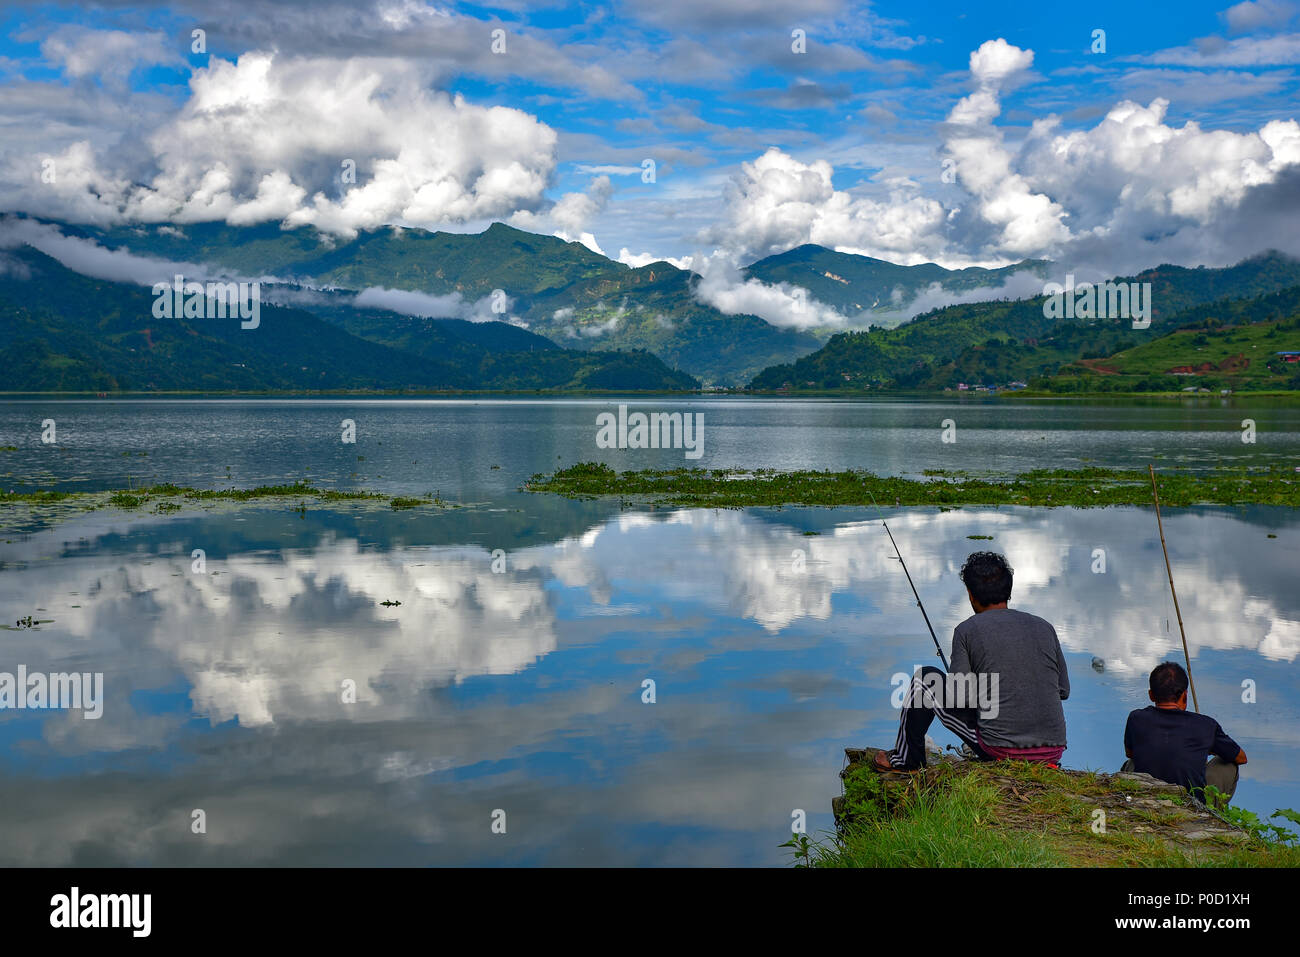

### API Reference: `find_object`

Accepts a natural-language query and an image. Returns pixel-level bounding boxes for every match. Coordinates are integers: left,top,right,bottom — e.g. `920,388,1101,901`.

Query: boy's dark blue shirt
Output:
1123,705,1241,794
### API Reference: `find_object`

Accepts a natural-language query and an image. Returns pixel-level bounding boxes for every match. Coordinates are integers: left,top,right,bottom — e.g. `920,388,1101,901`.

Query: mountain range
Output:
44,219,813,386
23,218,1055,386
4,215,1300,394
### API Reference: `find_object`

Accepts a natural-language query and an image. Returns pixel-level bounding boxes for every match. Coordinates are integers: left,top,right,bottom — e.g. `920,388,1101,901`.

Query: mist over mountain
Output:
743,244,1052,325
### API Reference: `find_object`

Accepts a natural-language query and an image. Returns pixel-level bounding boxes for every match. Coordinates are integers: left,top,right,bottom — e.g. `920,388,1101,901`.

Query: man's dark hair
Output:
960,551,1013,606
1149,661,1189,703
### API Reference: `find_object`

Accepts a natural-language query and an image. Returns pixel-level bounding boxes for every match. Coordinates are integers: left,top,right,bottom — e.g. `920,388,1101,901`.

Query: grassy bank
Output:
526,463,1300,508
795,751,1300,868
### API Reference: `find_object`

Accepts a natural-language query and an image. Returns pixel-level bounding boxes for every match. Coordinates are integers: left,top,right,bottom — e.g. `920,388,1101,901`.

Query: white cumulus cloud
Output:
708,38,1300,276
11,51,559,238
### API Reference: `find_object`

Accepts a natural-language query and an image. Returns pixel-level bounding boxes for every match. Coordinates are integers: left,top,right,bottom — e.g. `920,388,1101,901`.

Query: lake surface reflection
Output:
1,500,1296,865
3,395,1300,499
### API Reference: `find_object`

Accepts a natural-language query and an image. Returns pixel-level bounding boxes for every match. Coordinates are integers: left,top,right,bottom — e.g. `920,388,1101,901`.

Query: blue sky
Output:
1,0,1299,277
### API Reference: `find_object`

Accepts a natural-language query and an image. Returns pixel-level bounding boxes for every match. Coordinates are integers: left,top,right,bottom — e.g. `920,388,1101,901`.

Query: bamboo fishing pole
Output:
1148,464,1199,713
868,491,950,671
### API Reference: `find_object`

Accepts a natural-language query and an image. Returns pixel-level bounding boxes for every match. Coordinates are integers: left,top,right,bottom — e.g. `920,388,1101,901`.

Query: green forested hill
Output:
69,220,618,295
1047,297,1300,393
748,254,1300,392
0,247,698,392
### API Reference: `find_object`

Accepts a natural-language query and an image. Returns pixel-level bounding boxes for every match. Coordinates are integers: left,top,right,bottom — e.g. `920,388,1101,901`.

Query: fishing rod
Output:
868,491,950,671
1148,464,1199,713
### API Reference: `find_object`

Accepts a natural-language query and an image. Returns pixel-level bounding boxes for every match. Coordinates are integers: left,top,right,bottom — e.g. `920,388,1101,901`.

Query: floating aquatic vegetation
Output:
526,462,1300,509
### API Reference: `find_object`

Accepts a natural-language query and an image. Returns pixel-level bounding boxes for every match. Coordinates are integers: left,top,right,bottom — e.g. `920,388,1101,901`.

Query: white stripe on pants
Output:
891,669,983,768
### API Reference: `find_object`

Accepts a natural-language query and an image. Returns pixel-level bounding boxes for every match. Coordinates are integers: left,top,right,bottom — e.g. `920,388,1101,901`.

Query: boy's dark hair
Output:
1149,661,1189,703
960,551,1013,606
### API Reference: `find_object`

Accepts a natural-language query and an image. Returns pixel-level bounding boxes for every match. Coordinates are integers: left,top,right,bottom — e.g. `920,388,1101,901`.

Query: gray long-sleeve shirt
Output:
950,608,1070,749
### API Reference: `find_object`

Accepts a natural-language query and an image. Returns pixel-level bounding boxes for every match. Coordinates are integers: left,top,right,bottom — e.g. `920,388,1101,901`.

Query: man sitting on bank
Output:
874,551,1070,772
1122,661,1246,802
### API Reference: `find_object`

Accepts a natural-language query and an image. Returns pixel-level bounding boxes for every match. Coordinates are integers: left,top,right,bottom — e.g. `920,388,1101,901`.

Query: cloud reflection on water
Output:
0,502,1296,864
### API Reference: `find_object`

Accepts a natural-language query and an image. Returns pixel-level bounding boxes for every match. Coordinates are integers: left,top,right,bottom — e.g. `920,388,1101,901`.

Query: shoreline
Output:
4,389,1300,400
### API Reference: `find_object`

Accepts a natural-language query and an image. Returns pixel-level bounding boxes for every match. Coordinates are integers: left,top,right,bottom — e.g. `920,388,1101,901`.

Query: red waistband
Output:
977,731,1065,764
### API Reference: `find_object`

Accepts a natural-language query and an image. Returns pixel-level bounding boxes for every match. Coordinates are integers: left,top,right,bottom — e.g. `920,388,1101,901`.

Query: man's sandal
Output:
872,750,920,773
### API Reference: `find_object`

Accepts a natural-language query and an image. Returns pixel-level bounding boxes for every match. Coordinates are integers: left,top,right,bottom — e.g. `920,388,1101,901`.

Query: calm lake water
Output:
1,395,1298,865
